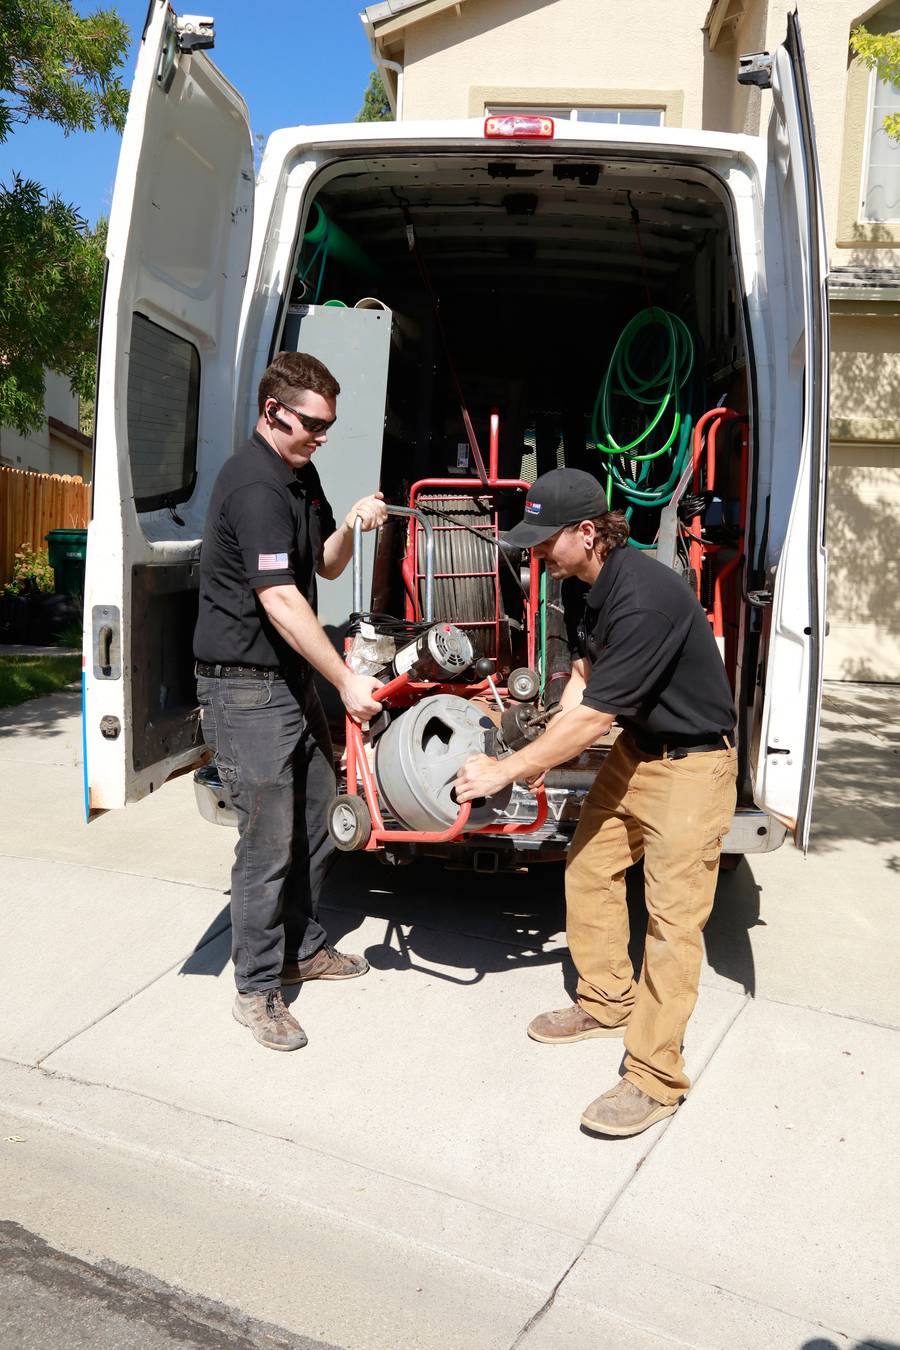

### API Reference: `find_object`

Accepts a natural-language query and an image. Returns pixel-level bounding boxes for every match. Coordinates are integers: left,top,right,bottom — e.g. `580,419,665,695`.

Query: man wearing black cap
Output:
455,467,737,1137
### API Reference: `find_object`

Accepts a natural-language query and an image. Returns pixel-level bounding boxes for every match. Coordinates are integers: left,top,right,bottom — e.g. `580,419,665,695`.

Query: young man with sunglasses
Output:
194,351,388,1051
455,468,737,1137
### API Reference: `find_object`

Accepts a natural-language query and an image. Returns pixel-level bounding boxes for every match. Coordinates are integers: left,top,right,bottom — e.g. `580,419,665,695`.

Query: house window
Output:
127,313,200,512
486,105,664,127
861,71,900,221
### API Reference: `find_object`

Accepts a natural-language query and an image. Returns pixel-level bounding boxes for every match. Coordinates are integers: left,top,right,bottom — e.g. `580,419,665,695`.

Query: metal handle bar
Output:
353,505,435,622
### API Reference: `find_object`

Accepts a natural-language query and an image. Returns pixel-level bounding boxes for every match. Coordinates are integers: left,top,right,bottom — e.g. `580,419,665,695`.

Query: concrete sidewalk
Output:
0,683,898,1349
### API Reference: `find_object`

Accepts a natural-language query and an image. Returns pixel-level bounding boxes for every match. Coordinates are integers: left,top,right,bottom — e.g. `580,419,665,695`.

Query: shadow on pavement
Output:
324,854,569,987
179,903,231,976
177,848,761,1002
802,1340,900,1349
810,687,900,859
0,685,81,739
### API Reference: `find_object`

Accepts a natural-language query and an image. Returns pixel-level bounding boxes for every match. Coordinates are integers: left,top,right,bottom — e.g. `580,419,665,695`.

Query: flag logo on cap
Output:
525,500,541,515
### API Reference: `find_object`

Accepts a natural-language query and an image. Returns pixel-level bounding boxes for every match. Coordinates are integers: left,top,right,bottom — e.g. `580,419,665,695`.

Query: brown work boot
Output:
527,1004,627,1044
581,1078,679,1137
232,989,307,1052
281,943,369,984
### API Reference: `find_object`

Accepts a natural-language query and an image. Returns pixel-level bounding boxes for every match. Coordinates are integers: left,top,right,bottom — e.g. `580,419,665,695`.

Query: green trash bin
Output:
46,528,87,598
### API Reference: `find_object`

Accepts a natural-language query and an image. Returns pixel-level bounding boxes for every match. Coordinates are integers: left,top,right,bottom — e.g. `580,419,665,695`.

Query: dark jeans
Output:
196,672,336,993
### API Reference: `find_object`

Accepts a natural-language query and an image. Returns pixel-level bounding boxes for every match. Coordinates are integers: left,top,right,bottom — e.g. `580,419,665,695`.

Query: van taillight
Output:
484,114,554,139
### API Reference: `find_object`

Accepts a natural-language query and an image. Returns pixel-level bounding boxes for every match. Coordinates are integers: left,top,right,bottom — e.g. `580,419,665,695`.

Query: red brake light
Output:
484,114,554,140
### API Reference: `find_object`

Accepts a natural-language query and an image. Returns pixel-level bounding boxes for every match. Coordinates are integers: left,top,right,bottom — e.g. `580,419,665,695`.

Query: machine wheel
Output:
508,667,541,702
328,795,372,851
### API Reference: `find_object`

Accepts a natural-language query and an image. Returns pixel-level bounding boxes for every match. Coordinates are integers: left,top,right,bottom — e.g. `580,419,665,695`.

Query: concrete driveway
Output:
0,681,897,1350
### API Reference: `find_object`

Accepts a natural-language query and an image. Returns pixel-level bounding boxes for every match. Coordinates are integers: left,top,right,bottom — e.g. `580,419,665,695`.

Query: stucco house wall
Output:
364,0,900,678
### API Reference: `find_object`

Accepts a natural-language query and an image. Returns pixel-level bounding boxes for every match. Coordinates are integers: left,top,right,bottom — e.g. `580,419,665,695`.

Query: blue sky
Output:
0,1,376,225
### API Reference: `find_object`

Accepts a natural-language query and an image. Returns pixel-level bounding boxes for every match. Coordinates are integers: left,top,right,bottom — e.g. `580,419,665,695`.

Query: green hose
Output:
591,308,696,546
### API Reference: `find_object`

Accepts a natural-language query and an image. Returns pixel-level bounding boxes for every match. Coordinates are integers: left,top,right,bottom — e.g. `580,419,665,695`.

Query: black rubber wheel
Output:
328,795,372,851
507,667,541,702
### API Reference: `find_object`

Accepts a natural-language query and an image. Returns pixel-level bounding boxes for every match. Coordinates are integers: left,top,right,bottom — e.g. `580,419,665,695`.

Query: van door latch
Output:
737,52,773,88
747,589,773,608
92,605,122,679
176,15,215,53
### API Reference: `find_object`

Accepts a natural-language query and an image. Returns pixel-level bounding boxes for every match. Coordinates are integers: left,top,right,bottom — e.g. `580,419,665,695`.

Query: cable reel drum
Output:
374,695,512,832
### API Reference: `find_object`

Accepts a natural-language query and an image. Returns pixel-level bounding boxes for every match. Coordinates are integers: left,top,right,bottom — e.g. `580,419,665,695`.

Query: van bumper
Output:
192,766,787,858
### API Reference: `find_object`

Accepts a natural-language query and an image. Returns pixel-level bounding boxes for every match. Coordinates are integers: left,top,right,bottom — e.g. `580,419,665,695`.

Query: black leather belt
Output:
630,731,734,760
195,661,285,680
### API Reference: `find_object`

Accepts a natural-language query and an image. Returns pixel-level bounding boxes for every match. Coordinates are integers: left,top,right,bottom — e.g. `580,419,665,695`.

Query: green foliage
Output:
0,652,81,707
54,617,83,647
0,2,129,433
0,181,107,431
851,26,900,142
3,544,55,597
356,70,393,122
0,0,129,140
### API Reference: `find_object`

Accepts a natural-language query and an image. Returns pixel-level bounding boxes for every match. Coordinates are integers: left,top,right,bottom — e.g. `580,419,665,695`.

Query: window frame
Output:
470,85,684,127
484,104,665,127
126,312,201,515
858,66,900,224
835,15,900,250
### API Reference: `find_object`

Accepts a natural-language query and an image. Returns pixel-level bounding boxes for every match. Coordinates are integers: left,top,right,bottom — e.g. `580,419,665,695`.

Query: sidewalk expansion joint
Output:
0,1065,577,1290
33,920,231,1068
0,848,231,897
506,997,751,1349
588,1235,881,1350
754,990,900,1033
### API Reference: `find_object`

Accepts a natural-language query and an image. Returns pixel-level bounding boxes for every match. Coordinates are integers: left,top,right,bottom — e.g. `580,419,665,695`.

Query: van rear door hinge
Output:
176,14,215,53
737,52,773,88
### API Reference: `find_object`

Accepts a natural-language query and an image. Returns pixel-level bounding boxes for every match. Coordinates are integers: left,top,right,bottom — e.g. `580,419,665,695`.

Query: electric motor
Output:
390,623,474,683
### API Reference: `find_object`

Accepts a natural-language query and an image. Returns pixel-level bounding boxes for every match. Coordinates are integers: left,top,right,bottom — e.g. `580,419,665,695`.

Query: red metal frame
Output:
686,409,749,687
342,670,547,850
405,473,539,669
337,409,547,853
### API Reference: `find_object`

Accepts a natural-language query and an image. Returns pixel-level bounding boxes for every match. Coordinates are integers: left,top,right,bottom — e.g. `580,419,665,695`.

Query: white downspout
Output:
359,12,404,120
380,58,404,120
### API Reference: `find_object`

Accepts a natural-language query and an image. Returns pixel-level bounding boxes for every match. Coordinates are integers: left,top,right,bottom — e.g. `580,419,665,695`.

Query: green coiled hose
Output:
591,308,696,547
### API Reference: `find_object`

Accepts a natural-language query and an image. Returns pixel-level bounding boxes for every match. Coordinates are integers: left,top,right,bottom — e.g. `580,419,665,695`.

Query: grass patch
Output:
0,654,82,709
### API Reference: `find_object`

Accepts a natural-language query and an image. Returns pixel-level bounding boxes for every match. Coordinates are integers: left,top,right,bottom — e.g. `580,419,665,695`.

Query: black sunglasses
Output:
274,398,336,435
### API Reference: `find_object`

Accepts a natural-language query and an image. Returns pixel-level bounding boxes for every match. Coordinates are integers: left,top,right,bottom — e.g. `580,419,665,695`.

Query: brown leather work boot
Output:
232,989,307,1051
581,1078,679,1137
527,1004,628,1044
281,944,369,984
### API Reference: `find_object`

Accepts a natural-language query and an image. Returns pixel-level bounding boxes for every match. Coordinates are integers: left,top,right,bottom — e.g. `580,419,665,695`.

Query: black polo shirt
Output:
193,432,337,668
563,545,736,743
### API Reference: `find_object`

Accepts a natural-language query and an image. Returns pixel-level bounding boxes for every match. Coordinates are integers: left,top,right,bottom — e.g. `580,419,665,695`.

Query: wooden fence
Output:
0,465,90,586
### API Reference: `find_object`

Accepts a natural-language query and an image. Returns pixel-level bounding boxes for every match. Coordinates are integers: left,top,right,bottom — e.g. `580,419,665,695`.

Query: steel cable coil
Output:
416,496,496,656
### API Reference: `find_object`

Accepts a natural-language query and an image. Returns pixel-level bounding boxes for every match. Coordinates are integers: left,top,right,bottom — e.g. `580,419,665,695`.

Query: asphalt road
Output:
0,1222,338,1350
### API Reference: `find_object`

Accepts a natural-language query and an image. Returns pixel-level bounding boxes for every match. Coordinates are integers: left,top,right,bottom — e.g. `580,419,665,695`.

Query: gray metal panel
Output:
286,305,392,635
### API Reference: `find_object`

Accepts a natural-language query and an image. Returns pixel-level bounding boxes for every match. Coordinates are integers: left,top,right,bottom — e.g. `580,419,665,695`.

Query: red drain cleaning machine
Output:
327,411,550,859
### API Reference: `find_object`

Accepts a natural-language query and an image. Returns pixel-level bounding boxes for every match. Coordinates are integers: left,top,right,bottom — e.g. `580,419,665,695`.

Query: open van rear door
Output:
83,2,253,813
748,12,829,851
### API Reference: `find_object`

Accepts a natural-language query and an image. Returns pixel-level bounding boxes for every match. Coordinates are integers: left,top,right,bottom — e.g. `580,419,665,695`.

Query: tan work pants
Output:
565,733,738,1105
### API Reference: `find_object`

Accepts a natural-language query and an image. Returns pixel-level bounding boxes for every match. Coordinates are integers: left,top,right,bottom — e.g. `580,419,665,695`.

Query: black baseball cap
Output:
504,468,609,548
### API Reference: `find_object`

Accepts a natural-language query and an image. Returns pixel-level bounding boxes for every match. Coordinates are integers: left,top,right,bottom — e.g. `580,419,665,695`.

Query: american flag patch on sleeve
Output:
258,553,289,570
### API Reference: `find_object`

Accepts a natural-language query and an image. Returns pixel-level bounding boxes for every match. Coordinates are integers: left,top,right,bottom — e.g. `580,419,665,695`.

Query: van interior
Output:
279,151,758,800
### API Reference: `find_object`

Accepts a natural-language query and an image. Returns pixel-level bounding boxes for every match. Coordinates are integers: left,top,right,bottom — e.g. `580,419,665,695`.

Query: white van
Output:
82,2,827,865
